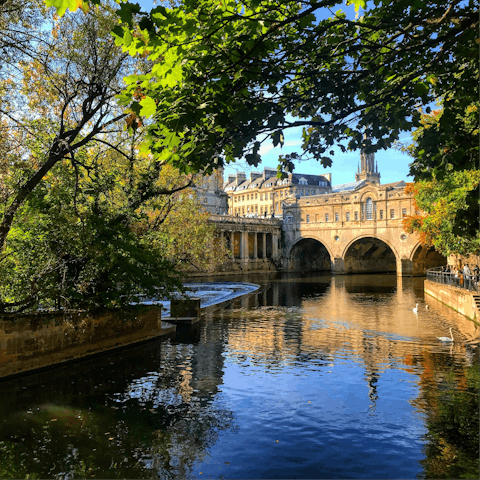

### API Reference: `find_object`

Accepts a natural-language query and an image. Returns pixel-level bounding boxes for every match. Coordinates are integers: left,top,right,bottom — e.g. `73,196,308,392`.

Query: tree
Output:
0,2,227,312
45,0,478,177
402,101,479,256
46,0,479,256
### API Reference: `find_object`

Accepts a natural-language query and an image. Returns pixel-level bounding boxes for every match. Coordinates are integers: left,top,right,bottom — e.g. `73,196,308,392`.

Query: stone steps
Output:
473,295,480,319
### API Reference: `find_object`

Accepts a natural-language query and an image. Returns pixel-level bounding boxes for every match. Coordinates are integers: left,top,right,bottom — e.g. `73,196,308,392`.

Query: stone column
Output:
333,257,345,274
231,231,236,259
262,233,267,259
398,258,413,277
273,233,279,258
253,232,258,259
241,230,249,260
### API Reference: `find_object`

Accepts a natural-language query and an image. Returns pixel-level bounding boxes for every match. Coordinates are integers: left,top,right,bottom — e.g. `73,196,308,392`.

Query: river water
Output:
0,273,478,479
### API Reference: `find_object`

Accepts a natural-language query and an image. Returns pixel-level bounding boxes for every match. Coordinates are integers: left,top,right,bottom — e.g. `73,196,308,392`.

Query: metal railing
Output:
426,266,480,294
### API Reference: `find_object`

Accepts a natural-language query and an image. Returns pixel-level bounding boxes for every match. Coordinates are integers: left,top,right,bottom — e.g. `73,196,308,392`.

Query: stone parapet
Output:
424,280,478,323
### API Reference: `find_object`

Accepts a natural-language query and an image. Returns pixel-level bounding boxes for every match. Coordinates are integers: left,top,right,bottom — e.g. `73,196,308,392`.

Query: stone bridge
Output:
209,209,445,277
283,219,445,276
280,181,446,277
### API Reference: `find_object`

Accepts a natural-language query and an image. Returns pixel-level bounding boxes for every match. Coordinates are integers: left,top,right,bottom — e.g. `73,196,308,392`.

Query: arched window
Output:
366,197,373,220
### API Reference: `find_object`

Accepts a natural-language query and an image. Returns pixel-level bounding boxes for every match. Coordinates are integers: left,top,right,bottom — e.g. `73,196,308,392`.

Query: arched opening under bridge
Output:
288,238,331,272
344,237,397,274
412,245,446,276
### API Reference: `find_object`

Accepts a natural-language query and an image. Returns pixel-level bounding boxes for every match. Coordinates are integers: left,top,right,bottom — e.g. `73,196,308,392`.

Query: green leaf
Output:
117,2,142,26
123,30,133,47
45,0,82,16
346,0,366,12
413,82,429,95
272,130,284,148
139,97,157,117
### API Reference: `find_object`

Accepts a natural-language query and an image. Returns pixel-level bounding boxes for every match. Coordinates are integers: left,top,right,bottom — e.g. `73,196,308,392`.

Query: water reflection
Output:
0,273,478,479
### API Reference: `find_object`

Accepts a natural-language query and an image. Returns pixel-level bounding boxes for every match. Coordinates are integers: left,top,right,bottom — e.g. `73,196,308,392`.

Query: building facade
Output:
193,168,229,215
224,167,332,217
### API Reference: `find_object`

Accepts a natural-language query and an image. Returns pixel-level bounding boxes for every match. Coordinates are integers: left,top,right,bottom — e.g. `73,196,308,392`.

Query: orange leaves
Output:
125,112,143,131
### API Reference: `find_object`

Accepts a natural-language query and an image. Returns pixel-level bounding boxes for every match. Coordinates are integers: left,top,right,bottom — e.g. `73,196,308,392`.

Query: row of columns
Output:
218,230,279,260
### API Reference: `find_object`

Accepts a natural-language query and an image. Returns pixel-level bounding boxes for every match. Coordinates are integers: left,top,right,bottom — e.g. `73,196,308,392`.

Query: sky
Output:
223,130,414,187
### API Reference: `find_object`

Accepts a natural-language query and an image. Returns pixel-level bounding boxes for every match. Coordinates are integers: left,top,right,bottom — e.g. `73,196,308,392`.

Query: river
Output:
0,273,478,479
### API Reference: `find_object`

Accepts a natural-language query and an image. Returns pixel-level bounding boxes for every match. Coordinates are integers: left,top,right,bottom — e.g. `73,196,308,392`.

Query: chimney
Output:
263,167,277,180
236,172,246,183
227,174,236,184
324,173,332,185
250,171,262,182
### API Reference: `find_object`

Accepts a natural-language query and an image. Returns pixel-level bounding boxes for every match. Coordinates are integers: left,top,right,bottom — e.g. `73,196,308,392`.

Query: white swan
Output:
437,328,454,343
413,303,418,314
425,304,429,310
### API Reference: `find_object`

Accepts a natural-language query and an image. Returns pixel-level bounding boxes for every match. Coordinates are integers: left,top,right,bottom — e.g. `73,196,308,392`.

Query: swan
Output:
425,304,429,310
437,328,454,343
413,303,418,314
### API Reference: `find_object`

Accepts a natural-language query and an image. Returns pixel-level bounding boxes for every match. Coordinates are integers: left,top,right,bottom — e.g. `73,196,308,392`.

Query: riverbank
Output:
424,279,479,324
0,282,260,380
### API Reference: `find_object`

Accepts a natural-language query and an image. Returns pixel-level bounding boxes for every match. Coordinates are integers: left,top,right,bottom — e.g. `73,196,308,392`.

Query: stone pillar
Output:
273,233,279,258
241,230,249,260
398,258,413,277
230,231,234,258
262,233,267,259
333,257,345,274
253,232,258,259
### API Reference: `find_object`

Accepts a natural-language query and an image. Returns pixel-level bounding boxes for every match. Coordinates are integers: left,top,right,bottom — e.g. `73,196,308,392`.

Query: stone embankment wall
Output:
424,280,478,323
0,306,175,379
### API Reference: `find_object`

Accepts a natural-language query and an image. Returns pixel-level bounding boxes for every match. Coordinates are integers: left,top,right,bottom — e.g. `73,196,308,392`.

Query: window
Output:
402,208,407,217
355,211,359,221
246,194,249,200
325,213,329,222
255,193,258,199
255,205,258,212
315,214,319,222
286,215,293,224
242,195,245,201
346,212,350,221
335,212,339,222
247,206,250,213
299,178,308,185
306,214,310,223
260,194,263,201
379,210,383,219
366,197,373,220
270,193,273,200
390,209,395,219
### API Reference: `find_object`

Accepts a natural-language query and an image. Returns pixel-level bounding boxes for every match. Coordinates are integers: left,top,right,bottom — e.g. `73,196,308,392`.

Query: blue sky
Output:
223,130,414,187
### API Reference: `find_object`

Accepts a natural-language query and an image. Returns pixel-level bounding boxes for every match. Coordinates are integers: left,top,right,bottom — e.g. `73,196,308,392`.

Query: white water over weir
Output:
156,282,260,318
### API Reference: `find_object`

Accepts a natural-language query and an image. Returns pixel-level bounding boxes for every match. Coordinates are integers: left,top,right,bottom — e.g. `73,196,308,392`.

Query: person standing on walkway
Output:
463,264,471,290
473,265,480,288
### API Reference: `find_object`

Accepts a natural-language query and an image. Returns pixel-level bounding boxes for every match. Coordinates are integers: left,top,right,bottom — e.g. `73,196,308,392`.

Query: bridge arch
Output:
410,243,447,276
287,236,333,272
342,235,398,274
